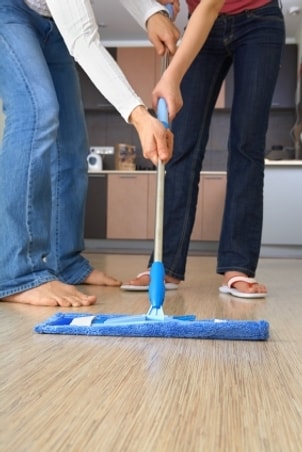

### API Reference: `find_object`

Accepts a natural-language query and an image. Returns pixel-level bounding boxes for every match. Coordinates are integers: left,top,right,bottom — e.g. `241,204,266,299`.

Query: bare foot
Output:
223,271,267,295
2,280,97,307
123,270,180,287
83,269,122,287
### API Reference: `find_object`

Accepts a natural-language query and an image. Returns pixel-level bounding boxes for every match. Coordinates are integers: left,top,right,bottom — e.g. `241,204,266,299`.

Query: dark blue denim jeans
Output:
149,0,285,280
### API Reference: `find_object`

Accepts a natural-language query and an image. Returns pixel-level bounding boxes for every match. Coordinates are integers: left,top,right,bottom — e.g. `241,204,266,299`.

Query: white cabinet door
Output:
262,167,302,245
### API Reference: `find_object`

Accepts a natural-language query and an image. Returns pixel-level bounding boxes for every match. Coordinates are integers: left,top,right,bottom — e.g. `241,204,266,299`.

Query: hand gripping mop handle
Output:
148,4,173,315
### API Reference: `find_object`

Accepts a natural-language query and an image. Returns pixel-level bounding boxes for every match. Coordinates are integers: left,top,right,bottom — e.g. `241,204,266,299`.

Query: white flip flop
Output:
121,271,179,292
219,276,267,299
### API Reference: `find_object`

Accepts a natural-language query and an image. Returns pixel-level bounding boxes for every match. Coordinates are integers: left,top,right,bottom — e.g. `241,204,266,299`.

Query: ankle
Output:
224,271,248,282
165,275,181,284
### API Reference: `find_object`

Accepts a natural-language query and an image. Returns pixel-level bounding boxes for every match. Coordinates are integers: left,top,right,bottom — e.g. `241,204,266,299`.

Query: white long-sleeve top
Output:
24,0,165,121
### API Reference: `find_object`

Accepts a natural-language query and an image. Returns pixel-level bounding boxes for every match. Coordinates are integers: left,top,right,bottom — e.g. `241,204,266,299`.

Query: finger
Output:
168,100,182,120
158,131,174,163
149,152,159,167
151,36,166,56
164,36,178,55
144,143,160,166
167,130,174,152
165,130,174,162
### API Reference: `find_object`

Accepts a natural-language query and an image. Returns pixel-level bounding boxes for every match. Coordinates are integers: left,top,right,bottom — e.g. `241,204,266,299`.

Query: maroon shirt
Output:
186,0,271,15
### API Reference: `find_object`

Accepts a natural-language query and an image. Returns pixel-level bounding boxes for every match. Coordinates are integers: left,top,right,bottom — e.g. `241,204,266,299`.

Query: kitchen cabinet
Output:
262,165,302,245
191,174,226,241
78,43,297,113
117,47,161,108
85,166,302,248
117,47,225,110
107,173,155,239
106,172,226,241
84,174,107,239
225,44,298,109
271,44,298,109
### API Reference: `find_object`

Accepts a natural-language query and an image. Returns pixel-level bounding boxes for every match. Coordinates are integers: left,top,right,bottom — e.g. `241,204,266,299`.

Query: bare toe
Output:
83,269,121,287
2,281,97,307
123,270,180,288
124,273,150,287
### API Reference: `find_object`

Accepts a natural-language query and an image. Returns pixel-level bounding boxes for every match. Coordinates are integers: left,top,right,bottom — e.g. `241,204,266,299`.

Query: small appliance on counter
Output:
115,143,136,171
87,148,103,171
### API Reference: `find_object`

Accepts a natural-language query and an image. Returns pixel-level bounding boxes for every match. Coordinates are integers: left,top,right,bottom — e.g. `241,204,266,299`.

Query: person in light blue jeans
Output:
0,0,179,306
124,0,285,298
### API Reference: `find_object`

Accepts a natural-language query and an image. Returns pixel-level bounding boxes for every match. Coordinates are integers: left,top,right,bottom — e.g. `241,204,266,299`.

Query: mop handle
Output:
164,3,174,18
154,4,173,263
154,102,168,262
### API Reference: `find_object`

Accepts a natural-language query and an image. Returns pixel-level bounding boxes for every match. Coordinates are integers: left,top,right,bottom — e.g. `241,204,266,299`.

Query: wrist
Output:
129,105,149,126
146,9,169,27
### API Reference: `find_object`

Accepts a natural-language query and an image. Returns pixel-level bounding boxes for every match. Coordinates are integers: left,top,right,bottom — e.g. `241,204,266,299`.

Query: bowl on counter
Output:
266,146,295,160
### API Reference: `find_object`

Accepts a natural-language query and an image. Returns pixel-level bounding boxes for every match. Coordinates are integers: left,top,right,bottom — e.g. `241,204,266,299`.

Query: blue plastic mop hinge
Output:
148,261,165,309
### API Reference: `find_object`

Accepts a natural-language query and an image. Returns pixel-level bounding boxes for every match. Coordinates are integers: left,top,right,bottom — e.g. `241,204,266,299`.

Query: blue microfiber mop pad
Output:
34,312,269,340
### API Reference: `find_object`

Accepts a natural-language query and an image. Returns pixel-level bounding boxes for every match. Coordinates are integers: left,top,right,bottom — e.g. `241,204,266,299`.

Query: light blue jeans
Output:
0,0,93,297
148,0,285,280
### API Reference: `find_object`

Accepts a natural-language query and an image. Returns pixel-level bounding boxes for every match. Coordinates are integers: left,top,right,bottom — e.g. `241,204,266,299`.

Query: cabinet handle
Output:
118,175,138,179
88,174,106,179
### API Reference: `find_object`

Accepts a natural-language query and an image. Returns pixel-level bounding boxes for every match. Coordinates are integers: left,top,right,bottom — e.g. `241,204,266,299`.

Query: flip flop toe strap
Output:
136,271,150,280
227,276,257,289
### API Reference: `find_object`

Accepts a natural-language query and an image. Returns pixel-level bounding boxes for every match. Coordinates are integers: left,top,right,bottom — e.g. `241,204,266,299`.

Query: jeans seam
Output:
2,34,39,274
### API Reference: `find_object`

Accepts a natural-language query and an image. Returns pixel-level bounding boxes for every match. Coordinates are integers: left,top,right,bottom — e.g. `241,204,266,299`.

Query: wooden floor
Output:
1,254,302,452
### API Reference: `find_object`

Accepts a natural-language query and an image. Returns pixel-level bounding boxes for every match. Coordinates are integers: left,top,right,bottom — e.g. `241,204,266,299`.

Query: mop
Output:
34,5,269,341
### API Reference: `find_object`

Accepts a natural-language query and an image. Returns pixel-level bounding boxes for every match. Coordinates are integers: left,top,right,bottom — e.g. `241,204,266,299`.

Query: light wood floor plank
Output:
1,255,301,451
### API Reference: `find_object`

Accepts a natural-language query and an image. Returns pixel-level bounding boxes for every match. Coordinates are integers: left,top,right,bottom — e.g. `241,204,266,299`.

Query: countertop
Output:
88,170,227,175
264,159,302,166
88,161,302,175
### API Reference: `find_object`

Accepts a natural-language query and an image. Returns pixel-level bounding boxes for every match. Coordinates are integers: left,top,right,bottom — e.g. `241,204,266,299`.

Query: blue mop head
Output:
34,312,269,341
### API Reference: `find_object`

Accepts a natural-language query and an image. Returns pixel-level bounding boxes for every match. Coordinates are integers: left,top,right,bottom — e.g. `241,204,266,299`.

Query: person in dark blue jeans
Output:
123,0,285,298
